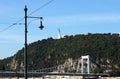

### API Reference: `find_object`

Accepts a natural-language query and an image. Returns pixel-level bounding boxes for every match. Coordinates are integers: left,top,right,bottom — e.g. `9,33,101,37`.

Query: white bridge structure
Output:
0,55,109,78
34,55,91,74
81,55,90,74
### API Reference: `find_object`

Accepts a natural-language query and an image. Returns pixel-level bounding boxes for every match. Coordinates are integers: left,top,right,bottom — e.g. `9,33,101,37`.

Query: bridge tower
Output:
81,55,90,74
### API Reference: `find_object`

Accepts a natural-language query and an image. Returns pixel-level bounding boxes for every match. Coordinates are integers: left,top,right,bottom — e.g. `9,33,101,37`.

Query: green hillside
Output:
0,33,120,76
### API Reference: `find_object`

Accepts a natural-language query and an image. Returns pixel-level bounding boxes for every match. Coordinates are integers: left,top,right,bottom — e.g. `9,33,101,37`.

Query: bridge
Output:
0,55,110,78
0,71,109,77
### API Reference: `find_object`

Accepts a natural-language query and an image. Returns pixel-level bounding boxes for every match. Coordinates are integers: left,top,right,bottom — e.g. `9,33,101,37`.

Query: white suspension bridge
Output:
0,55,109,78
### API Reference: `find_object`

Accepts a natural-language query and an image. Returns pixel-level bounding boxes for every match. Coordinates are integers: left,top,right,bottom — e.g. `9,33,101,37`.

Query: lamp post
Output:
24,6,44,79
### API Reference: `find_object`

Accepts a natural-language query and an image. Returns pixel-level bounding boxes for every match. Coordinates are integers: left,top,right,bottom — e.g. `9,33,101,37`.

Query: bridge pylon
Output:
81,55,90,74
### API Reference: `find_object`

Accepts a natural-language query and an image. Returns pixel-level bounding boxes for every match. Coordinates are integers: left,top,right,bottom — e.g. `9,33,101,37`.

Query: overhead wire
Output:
29,0,55,15
0,18,24,32
0,23,16,24
0,0,55,33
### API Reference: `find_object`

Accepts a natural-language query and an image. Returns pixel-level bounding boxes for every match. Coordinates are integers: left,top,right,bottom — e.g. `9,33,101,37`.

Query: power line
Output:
0,23,15,24
29,0,55,15
0,18,24,32
0,0,55,33
0,23,24,25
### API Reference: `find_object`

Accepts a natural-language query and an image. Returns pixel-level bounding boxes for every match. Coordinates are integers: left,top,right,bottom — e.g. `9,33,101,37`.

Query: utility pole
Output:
24,6,44,79
24,6,28,79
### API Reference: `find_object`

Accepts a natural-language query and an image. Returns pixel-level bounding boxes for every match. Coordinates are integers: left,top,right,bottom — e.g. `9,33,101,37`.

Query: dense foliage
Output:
0,33,120,76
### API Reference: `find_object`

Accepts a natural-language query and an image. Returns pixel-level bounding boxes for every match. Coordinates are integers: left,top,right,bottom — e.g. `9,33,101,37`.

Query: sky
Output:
0,0,120,59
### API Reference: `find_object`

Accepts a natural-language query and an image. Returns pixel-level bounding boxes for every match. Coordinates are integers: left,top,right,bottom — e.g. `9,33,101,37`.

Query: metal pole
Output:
24,6,28,79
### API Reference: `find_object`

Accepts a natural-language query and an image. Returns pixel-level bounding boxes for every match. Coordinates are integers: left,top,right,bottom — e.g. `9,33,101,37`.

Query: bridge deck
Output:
0,71,109,77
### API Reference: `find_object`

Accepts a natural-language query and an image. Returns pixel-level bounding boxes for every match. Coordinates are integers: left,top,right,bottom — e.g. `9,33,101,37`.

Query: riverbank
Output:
101,77,120,79
0,76,120,79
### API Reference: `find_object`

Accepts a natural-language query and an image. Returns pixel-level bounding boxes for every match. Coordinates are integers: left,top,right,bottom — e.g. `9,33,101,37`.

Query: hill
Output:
0,33,120,76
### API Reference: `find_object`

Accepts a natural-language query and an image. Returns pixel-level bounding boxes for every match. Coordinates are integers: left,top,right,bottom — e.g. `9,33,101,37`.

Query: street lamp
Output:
24,6,44,79
39,19,44,30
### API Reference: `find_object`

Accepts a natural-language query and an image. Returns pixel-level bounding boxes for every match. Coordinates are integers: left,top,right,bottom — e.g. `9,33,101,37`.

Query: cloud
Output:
0,34,44,44
1,13,120,43
0,34,24,43
45,13,120,26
